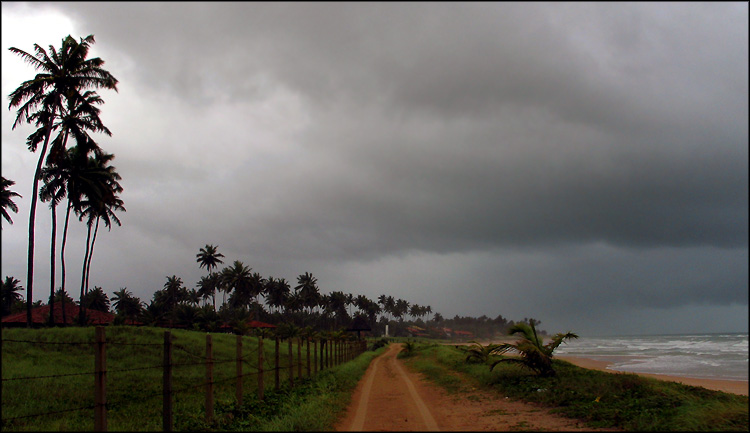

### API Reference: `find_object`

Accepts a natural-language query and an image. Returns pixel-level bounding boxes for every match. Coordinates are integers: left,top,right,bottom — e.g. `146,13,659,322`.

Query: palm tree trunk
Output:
48,204,57,325
26,117,56,327
85,217,101,294
60,200,72,325
79,220,93,324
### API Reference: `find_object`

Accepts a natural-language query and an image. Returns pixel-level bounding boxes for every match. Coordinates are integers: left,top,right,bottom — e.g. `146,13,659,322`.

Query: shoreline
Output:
557,355,749,396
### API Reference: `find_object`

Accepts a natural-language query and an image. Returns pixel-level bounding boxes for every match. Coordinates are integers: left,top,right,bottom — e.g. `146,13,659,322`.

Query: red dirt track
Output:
335,343,618,431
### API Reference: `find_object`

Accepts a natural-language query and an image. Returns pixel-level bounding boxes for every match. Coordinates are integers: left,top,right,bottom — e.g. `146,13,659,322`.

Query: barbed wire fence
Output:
1,327,368,432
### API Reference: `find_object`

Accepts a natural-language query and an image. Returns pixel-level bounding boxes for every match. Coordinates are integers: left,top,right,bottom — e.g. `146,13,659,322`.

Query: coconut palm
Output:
187,288,201,306
1,276,24,317
81,286,110,313
219,260,253,309
295,272,319,316
111,287,143,321
196,244,224,309
264,277,290,315
52,146,109,323
326,291,348,328
196,244,224,275
1,177,22,227
78,152,124,297
395,299,409,321
40,89,114,324
196,272,220,309
40,159,69,324
491,322,578,377
284,290,303,323
161,276,187,325
8,34,118,327
77,193,124,323
461,340,503,364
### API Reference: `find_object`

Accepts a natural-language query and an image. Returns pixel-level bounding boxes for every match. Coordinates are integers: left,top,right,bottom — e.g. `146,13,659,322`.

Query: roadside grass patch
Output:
404,342,748,432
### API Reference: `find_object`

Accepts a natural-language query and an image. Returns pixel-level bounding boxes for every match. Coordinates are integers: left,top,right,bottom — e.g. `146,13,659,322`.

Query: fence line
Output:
1,327,368,431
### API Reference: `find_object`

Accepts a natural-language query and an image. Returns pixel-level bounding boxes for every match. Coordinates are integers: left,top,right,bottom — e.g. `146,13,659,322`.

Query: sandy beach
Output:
557,355,749,396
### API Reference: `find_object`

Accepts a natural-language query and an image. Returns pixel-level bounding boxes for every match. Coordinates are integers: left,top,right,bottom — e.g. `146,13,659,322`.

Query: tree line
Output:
2,241,543,338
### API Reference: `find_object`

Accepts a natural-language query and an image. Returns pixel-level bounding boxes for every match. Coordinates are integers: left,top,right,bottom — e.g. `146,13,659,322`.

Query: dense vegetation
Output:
402,342,749,432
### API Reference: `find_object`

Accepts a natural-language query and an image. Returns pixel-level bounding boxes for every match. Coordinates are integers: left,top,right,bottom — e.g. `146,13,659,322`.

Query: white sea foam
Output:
556,333,748,381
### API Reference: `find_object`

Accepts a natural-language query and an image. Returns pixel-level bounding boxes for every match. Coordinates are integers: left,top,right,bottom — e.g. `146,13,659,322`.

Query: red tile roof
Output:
247,320,276,328
1,303,114,325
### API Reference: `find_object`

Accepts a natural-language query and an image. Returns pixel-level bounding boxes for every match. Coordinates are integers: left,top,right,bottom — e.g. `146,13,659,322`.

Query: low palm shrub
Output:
459,340,503,364
491,322,577,377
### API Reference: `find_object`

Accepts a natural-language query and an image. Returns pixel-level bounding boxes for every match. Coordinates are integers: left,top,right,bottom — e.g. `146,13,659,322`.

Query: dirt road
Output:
335,343,614,431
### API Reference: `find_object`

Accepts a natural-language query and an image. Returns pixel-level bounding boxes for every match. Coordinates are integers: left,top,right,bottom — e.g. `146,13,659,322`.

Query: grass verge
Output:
402,342,749,432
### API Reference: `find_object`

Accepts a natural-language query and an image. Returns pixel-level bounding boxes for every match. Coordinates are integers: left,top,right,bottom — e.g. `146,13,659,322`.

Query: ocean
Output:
555,333,748,381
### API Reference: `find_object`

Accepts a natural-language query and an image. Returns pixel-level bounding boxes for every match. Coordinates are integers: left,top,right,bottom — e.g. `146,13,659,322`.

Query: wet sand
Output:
557,356,749,396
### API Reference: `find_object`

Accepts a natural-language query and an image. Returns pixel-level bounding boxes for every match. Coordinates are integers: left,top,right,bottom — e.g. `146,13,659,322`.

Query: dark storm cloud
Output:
2,2,747,334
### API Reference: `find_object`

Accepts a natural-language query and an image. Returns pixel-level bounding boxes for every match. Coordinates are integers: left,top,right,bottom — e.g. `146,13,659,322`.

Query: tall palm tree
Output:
326,291,348,329
1,177,22,227
196,272,220,309
219,260,253,309
284,290,303,323
53,146,105,324
264,277,290,315
40,89,113,324
8,34,118,327
162,275,187,324
197,245,224,274
187,288,201,306
196,244,224,309
80,192,124,293
76,153,124,323
39,169,66,325
295,272,319,316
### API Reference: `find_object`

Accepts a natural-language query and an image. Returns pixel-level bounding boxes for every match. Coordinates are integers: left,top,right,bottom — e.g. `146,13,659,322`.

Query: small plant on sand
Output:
491,322,577,377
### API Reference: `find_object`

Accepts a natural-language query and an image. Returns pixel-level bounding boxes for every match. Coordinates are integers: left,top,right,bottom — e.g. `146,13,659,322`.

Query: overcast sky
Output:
2,2,747,336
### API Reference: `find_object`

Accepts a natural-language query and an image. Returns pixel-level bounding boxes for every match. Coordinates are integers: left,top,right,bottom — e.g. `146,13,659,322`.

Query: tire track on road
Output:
337,343,440,431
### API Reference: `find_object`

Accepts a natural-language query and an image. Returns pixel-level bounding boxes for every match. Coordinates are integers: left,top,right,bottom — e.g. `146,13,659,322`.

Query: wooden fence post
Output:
306,338,311,377
94,326,107,432
297,338,302,379
288,338,294,387
313,339,318,375
258,335,264,400
206,334,214,423
236,335,243,406
163,331,173,432
275,337,280,390
320,340,325,371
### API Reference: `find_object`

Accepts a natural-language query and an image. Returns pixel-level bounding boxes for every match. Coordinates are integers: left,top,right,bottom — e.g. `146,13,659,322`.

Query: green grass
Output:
402,342,749,432
1,326,382,431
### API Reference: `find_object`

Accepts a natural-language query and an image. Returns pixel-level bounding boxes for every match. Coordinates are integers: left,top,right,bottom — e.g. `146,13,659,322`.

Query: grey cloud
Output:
2,2,746,335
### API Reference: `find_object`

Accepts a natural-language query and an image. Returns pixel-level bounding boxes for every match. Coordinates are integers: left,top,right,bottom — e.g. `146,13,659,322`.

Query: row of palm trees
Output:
7,34,124,326
193,244,434,328
74,244,434,333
